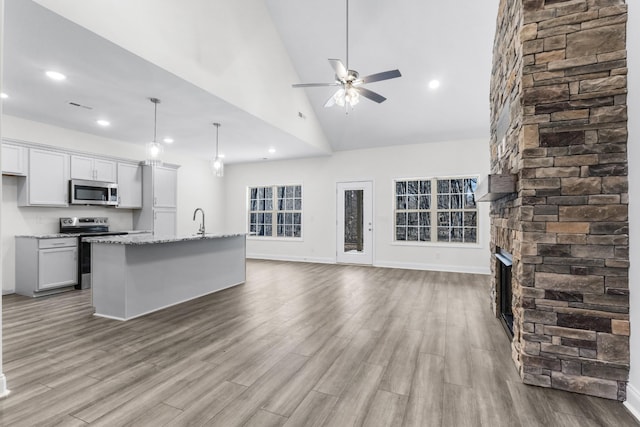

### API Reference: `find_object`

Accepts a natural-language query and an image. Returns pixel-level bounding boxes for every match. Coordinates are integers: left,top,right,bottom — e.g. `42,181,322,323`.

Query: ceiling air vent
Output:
67,101,93,110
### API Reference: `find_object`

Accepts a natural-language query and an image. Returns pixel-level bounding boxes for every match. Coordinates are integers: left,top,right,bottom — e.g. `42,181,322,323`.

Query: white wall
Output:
225,138,491,274
1,115,226,293
625,0,640,419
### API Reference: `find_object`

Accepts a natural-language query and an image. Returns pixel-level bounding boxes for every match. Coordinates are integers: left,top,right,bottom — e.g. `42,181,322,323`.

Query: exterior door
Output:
337,181,373,264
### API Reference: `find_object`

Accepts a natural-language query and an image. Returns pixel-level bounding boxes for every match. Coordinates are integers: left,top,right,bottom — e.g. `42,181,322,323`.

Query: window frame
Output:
392,176,480,247
247,184,303,241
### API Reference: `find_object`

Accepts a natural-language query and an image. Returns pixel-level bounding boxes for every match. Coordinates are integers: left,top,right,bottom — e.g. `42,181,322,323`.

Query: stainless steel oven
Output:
59,217,127,289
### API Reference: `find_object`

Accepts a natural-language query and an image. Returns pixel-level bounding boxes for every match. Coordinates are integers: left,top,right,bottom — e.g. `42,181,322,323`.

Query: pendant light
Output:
211,122,224,177
145,97,163,166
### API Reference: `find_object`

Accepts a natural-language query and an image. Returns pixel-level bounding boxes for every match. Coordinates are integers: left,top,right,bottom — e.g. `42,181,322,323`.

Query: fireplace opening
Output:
496,248,513,337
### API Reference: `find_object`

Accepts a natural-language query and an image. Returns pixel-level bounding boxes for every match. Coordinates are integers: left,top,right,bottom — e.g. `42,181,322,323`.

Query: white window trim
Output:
247,184,303,240
392,175,479,245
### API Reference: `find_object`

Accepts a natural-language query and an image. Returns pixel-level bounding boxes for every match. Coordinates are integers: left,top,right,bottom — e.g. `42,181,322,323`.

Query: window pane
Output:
397,196,407,210
277,225,284,236
451,195,463,209
258,199,265,210
278,199,285,210
419,212,430,226
285,225,293,237
408,227,419,241
420,180,431,195
396,181,407,195
294,225,301,237
437,180,449,193
419,196,430,210
420,227,430,241
396,212,407,226
437,227,449,242
452,212,463,227
451,228,463,242
464,212,477,227
437,195,449,209
286,213,293,224
264,225,272,236
396,227,407,241
408,181,419,194
408,212,419,226
250,200,257,210
264,213,272,224
250,188,258,199
249,224,256,233
450,179,464,194
464,227,477,243
265,187,273,199
464,193,477,209
294,199,302,210
250,213,256,224
438,212,450,226
293,213,302,225
408,195,419,210
295,186,302,197
286,199,294,210
265,199,273,211
278,187,285,198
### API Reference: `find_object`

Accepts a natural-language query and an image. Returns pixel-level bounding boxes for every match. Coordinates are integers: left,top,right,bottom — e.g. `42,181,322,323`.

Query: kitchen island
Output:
85,233,246,320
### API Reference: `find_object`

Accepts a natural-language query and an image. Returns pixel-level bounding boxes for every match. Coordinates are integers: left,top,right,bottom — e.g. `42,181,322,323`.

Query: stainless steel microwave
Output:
69,179,119,206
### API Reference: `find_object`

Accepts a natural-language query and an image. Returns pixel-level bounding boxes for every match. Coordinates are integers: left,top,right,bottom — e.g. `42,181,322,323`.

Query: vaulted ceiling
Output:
2,0,499,163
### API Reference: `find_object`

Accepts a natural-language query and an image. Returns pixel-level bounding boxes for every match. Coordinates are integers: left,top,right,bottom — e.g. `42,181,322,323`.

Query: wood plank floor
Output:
1,259,637,426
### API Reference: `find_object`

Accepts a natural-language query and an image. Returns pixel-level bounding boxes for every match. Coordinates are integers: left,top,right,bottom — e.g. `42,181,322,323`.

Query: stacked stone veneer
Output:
490,0,629,400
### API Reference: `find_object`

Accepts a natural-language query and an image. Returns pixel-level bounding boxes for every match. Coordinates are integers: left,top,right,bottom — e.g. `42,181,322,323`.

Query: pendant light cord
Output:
214,123,221,157
153,102,157,143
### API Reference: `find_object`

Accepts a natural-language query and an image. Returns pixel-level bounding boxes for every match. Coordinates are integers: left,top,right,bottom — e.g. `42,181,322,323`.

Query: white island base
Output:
89,234,246,320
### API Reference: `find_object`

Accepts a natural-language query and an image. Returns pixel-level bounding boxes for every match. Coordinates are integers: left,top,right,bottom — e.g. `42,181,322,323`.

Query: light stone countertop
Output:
15,230,152,239
83,233,246,245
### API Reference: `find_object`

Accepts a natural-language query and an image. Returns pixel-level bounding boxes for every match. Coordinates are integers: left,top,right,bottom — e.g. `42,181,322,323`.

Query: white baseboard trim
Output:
247,254,490,275
2,289,14,296
247,253,335,264
0,374,10,399
624,383,640,423
374,260,491,275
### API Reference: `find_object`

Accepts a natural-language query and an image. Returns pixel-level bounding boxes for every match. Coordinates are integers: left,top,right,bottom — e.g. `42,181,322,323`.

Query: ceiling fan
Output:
292,0,401,110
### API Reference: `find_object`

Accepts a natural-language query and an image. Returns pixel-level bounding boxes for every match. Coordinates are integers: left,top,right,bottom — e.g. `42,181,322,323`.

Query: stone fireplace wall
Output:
490,0,629,400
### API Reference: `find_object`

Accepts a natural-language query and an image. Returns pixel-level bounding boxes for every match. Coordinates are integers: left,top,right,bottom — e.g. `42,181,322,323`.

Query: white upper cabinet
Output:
117,162,142,209
153,165,178,208
2,143,27,176
71,155,116,182
18,148,69,206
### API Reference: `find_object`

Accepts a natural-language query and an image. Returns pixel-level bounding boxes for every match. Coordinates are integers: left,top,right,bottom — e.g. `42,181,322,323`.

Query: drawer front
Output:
38,237,77,249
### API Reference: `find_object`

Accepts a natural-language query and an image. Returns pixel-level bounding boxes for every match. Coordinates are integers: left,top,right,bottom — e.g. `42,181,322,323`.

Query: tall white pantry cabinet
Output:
133,164,179,237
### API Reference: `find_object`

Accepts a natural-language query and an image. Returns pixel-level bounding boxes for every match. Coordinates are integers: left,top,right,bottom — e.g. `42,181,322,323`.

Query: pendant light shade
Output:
145,97,163,166
211,123,223,177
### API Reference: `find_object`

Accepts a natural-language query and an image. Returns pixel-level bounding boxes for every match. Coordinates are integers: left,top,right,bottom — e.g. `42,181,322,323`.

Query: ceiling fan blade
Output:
356,87,387,103
324,92,338,108
292,82,340,88
328,59,348,79
359,69,402,84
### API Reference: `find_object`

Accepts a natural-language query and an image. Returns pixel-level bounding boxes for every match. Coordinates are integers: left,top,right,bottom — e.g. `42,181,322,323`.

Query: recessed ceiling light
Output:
268,148,276,154
428,79,441,90
163,137,174,144
46,70,67,81
96,119,110,127
0,93,8,99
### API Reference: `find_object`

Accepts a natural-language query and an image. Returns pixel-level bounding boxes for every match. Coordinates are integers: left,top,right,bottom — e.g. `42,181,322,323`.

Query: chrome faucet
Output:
193,208,205,236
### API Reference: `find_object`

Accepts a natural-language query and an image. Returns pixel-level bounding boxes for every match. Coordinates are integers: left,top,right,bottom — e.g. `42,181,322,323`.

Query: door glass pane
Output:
344,190,364,253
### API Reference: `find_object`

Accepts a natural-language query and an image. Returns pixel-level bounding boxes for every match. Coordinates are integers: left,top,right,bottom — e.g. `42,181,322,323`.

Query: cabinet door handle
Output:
51,242,67,246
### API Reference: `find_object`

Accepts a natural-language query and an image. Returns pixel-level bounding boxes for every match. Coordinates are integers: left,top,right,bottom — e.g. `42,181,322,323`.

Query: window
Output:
394,177,477,244
249,185,302,238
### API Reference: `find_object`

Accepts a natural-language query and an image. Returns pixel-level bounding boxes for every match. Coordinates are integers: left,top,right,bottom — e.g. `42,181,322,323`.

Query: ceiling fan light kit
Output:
292,0,401,112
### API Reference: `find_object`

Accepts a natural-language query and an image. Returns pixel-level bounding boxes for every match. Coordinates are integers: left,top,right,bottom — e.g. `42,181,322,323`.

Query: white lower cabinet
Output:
16,237,78,296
